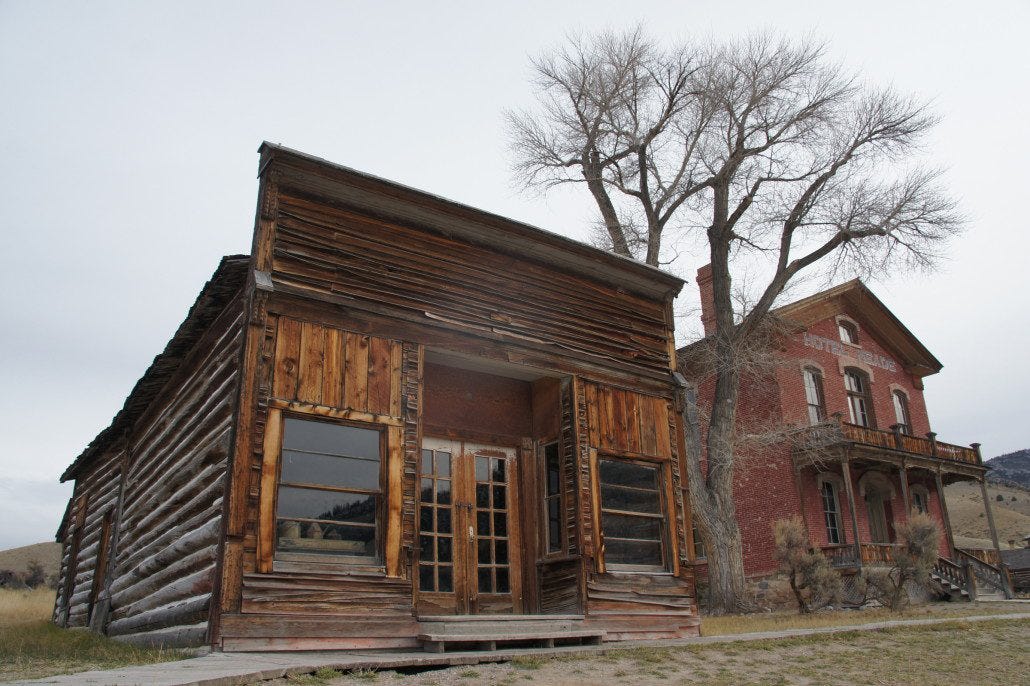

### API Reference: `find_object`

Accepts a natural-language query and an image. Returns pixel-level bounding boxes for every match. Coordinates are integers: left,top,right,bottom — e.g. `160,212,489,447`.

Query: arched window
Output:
892,390,911,435
844,368,875,428
803,367,827,425
838,320,859,344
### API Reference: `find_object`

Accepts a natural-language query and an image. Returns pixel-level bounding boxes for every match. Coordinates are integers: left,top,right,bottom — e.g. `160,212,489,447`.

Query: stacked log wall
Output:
54,450,123,627
98,296,245,646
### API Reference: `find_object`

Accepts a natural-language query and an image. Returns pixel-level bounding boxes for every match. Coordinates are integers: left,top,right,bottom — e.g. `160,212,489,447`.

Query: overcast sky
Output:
1,1,1027,549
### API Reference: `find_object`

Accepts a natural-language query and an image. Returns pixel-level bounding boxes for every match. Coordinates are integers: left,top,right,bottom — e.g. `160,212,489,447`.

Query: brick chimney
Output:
697,264,716,335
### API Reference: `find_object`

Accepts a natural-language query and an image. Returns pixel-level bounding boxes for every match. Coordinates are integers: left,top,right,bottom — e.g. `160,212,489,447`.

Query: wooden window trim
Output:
892,390,912,435
844,367,876,428
540,440,566,558
594,451,673,575
803,366,827,425
258,408,403,576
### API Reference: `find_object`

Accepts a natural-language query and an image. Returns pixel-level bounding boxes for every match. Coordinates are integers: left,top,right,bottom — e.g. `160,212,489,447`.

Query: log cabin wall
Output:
105,297,245,646
53,449,123,628
53,257,248,647
213,143,691,649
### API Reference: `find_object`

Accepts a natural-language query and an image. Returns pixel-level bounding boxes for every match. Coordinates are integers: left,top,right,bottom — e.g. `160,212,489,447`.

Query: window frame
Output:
596,454,672,574
802,366,827,425
892,390,912,435
844,368,876,428
273,412,387,566
257,404,404,576
819,478,845,545
838,319,859,345
540,440,566,557
911,485,930,515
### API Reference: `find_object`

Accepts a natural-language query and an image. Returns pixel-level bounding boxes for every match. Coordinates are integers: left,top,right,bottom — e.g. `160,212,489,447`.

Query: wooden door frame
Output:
415,436,524,616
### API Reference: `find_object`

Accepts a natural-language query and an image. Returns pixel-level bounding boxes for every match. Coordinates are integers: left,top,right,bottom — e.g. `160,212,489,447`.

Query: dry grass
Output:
0,588,186,682
700,600,1027,636
0,587,56,626
317,618,1030,685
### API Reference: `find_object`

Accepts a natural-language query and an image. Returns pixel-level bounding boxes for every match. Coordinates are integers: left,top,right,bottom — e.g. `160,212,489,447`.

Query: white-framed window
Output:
820,479,845,545
838,320,859,345
892,390,912,435
844,368,875,428
803,366,827,425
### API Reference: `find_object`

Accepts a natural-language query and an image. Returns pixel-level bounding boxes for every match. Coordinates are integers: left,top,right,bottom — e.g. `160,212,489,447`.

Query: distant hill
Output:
946,480,1030,550
0,541,62,579
986,449,1030,489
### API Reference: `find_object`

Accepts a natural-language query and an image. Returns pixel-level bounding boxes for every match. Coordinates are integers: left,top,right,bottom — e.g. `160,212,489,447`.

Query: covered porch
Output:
792,416,1014,599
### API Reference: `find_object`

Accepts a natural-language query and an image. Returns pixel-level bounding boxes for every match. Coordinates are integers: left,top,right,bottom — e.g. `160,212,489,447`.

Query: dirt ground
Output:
275,617,1028,686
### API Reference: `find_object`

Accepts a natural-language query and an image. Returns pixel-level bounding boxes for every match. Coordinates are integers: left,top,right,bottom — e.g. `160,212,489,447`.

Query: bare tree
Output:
508,29,962,614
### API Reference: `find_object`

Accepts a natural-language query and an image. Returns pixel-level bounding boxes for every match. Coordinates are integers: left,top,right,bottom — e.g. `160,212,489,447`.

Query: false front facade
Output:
53,143,700,651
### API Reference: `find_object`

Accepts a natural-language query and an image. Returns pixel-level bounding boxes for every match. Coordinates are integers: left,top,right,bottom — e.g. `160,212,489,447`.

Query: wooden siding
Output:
218,311,423,650
268,193,674,383
577,381,698,639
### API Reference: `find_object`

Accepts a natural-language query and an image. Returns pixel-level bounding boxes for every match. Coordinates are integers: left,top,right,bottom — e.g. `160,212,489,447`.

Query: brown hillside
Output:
945,481,1030,550
0,542,62,578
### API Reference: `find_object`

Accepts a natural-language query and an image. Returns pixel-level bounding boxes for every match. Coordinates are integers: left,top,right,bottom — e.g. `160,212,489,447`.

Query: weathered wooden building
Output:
53,143,700,651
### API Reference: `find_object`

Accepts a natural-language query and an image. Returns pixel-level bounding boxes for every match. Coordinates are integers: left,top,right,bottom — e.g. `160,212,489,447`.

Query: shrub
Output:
773,517,841,614
862,513,939,611
22,562,46,589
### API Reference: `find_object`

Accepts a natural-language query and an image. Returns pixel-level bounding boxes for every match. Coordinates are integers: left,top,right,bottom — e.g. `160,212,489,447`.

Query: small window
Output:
838,320,859,344
691,523,706,561
543,442,563,554
803,367,827,425
275,417,383,562
599,458,668,571
892,390,911,435
844,368,875,428
912,490,929,515
820,480,844,545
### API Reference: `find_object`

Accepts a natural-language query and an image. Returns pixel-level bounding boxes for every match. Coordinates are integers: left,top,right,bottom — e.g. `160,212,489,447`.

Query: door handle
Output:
468,525,474,543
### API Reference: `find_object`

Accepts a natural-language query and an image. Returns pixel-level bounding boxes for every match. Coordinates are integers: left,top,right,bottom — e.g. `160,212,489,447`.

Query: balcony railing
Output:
820,543,898,568
834,419,981,466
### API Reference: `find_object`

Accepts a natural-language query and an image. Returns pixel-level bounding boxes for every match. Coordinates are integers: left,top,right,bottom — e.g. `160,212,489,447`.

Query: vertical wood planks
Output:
367,337,393,416
270,316,403,419
321,327,345,408
272,318,301,401
344,334,370,411
257,409,283,574
583,382,672,459
296,322,325,404
384,426,403,578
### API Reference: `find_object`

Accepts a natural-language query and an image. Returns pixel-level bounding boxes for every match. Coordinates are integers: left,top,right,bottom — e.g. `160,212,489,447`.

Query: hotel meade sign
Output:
802,333,898,372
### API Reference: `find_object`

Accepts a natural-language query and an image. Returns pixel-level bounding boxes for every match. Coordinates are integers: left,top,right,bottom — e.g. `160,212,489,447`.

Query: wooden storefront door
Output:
417,438,521,615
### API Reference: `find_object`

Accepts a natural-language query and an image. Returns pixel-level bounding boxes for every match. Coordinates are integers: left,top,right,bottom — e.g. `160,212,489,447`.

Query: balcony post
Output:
934,468,957,559
971,442,983,466
978,478,1011,598
841,453,863,570
891,424,903,450
926,431,938,458
899,461,911,515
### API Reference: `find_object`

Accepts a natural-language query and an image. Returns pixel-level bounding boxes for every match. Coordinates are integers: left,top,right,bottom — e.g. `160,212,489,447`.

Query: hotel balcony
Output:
792,414,985,482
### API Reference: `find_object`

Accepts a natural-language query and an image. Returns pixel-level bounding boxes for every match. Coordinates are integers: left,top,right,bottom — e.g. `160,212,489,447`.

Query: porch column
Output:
840,453,862,569
899,461,911,515
933,468,957,559
978,478,1004,558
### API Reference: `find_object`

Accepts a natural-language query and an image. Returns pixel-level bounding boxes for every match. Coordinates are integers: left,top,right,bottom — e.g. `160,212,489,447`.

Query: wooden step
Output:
418,629,605,653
